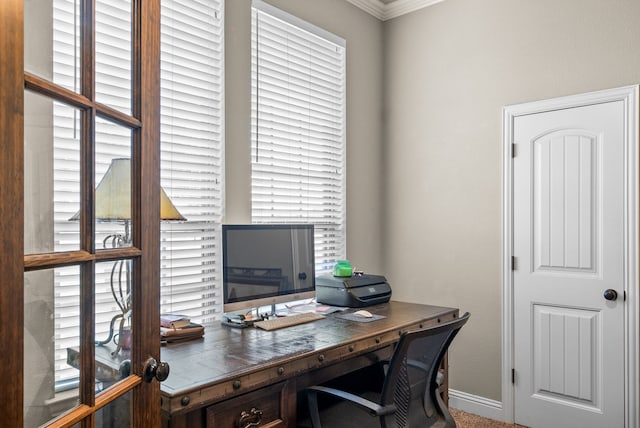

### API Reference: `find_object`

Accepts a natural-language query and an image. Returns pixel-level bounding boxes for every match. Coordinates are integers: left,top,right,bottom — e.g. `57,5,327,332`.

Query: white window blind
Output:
159,0,223,320
250,1,346,274
52,0,223,385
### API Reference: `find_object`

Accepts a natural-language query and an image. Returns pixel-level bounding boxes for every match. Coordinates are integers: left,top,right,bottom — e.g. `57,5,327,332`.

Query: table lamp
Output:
71,157,185,355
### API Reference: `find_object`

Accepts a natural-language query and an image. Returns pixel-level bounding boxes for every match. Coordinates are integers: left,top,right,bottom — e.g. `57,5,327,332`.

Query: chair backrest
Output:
379,312,470,428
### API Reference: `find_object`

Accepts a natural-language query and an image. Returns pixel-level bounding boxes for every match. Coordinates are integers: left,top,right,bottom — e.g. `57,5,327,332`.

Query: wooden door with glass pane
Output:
1,0,163,426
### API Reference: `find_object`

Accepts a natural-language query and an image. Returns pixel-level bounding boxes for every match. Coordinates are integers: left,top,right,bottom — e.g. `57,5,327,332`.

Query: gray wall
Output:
224,0,386,273
383,0,640,401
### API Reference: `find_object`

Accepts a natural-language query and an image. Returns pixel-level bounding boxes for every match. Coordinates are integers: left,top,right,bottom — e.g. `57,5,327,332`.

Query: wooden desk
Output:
160,301,458,428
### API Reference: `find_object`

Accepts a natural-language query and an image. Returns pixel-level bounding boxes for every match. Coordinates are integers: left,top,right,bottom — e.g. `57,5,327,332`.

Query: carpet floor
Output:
451,408,528,428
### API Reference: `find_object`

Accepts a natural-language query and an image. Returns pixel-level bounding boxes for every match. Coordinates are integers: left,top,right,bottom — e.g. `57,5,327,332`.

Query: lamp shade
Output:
160,187,186,221
69,158,186,221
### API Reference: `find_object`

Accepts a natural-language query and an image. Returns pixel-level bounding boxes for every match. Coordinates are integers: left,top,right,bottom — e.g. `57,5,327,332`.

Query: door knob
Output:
603,289,618,301
143,357,170,382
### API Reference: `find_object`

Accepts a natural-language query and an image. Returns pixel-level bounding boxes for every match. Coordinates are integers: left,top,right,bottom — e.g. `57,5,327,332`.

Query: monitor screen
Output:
222,224,316,313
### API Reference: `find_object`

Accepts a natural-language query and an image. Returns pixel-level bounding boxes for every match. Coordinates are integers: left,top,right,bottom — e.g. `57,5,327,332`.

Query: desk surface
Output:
160,301,458,419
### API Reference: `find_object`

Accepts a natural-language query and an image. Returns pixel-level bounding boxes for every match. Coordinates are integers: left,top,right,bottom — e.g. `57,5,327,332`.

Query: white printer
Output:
315,273,392,308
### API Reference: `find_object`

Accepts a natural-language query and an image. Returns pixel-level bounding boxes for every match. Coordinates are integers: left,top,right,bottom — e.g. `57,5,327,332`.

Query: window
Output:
52,0,223,386
250,0,346,274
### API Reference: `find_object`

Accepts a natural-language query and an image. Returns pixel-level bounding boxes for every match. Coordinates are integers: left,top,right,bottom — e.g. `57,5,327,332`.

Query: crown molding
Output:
345,0,386,19
345,0,446,21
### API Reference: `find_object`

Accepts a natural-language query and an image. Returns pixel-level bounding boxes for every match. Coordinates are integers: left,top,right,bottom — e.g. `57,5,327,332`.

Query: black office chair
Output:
303,312,470,428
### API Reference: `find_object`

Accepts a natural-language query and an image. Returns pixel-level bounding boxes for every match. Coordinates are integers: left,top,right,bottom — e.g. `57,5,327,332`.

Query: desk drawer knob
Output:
348,345,354,352
233,380,241,390
277,367,285,375
119,360,131,379
318,354,325,362
181,396,190,406
239,407,263,428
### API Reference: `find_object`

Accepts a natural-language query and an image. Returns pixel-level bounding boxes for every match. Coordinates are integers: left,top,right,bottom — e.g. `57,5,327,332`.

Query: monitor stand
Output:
220,313,253,328
221,306,272,328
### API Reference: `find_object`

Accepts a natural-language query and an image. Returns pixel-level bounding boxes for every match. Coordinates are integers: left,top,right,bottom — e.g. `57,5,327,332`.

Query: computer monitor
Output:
222,224,316,313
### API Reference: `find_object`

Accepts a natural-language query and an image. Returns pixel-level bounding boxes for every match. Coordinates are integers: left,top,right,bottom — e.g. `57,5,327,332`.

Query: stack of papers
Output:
160,314,204,343
160,314,192,329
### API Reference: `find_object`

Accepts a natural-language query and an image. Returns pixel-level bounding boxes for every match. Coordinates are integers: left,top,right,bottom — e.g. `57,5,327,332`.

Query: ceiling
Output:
345,0,445,21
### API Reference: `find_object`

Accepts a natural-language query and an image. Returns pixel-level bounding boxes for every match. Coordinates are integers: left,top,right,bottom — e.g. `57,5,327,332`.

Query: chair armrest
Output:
306,385,396,417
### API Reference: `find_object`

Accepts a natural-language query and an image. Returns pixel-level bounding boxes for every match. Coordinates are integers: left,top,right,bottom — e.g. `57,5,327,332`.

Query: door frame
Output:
0,0,26,424
501,85,639,427
0,0,163,426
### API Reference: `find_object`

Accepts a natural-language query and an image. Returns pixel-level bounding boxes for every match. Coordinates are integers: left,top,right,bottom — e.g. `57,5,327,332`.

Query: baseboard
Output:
448,389,506,422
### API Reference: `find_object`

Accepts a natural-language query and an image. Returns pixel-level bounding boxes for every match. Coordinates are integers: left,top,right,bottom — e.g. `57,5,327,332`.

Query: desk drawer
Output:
206,380,295,428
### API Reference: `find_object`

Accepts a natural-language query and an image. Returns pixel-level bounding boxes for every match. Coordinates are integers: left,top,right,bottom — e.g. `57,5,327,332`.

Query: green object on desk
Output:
333,260,353,277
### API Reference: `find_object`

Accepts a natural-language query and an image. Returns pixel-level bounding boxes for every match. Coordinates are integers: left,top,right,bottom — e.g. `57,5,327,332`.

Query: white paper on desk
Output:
286,302,347,315
314,305,348,314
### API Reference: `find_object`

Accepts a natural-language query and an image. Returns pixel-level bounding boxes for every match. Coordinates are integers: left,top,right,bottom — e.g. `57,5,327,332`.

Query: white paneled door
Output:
512,98,626,427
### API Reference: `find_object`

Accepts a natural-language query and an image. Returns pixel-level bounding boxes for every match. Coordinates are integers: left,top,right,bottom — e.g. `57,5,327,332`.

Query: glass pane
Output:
96,260,133,362
25,0,81,92
95,118,133,249
96,0,132,115
25,90,81,254
96,391,131,428
24,266,81,427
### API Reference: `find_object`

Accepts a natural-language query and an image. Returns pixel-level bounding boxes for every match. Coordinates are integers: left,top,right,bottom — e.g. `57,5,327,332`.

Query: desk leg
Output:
162,413,186,428
440,353,449,406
